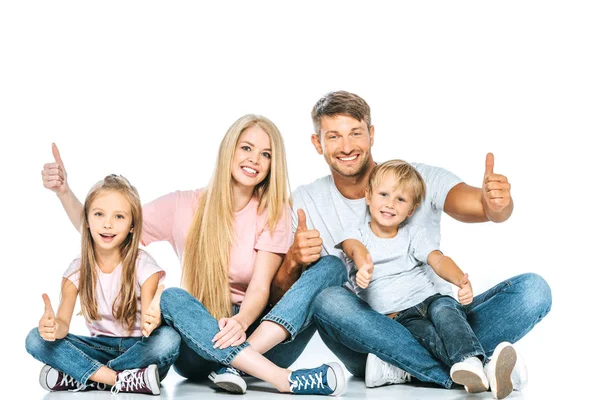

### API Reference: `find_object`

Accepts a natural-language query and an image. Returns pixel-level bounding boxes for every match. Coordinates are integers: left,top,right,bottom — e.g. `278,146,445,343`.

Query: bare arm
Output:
342,239,373,289
428,250,473,305
443,153,513,223
38,279,78,341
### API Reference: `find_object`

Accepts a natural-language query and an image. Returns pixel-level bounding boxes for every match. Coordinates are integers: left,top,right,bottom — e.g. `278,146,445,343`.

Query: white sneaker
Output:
450,357,489,393
365,353,411,388
484,342,517,399
209,367,247,394
511,350,528,391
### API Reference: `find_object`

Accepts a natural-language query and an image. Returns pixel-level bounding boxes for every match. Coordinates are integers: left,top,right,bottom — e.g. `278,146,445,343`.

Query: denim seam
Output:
313,313,453,389
68,336,120,353
61,339,105,384
260,315,297,342
164,315,249,365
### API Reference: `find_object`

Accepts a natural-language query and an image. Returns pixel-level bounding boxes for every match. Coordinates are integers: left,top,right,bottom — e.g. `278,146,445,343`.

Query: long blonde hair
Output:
182,114,290,319
77,174,143,334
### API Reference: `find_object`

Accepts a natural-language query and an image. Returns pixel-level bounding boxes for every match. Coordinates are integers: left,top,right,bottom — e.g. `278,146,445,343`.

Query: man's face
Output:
311,115,374,179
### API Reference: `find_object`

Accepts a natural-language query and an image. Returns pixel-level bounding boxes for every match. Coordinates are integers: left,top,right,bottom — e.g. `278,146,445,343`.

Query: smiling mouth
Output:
337,154,359,162
380,211,396,218
241,166,258,175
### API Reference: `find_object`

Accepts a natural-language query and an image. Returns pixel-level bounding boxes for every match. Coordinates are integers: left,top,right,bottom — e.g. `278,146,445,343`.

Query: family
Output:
26,91,552,399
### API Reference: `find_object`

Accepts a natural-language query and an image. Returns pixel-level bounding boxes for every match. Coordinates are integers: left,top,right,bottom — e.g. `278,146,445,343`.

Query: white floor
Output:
18,332,572,400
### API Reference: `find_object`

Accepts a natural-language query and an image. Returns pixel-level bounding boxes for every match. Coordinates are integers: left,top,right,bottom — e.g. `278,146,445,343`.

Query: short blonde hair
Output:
367,160,426,206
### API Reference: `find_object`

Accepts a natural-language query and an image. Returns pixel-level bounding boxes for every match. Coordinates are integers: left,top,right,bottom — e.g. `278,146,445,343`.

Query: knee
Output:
151,326,181,357
25,328,45,356
160,287,189,315
514,273,552,317
314,255,347,286
312,287,347,317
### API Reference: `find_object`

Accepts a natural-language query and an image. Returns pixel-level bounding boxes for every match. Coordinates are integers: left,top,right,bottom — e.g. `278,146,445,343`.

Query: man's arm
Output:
444,153,513,223
269,209,322,305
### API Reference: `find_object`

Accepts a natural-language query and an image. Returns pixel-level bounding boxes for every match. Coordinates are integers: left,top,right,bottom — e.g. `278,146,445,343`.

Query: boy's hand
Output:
457,273,473,305
142,285,164,337
356,254,374,289
39,294,58,341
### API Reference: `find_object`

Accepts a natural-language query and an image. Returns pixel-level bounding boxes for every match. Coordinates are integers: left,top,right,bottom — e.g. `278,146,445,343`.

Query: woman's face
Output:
231,126,272,190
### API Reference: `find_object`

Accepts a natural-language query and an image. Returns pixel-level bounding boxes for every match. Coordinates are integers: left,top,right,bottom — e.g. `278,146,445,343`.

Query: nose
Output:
103,217,112,229
247,150,259,164
340,137,353,154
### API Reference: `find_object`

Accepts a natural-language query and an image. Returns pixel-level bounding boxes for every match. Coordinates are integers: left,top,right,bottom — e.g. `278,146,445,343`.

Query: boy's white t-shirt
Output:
63,249,165,337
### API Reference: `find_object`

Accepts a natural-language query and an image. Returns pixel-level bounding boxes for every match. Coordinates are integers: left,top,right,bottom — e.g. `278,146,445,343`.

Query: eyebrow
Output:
241,141,271,151
90,207,130,215
323,126,365,135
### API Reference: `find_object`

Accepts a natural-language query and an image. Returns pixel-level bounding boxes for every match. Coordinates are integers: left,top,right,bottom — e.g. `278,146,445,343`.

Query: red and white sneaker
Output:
111,364,161,395
39,364,107,392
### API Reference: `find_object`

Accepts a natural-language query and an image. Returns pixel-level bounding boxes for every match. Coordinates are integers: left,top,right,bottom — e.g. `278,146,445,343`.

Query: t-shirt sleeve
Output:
62,258,81,290
334,226,364,249
255,205,293,255
136,250,166,287
417,163,463,211
141,191,179,247
409,225,439,264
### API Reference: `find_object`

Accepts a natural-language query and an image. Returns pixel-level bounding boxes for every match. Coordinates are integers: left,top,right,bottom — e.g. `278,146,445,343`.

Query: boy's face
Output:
366,174,417,230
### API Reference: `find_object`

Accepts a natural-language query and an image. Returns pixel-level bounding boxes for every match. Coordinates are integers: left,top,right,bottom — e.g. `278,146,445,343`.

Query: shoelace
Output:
111,369,145,394
381,362,410,383
225,367,240,376
289,371,325,392
57,373,86,392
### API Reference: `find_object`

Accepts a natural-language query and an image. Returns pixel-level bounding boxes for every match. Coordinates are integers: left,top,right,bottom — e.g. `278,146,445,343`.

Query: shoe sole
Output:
490,344,517,399
208,371,247,394
147,364,161,395
365,354,378,388
451,369,488,393
328,362,347,396
39,365,53,391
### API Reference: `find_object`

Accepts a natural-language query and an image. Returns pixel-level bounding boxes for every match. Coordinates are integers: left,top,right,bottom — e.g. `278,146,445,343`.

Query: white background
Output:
1,1,598,398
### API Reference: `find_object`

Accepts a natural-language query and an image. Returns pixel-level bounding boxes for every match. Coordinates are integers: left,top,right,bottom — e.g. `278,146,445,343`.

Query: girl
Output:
41,115,347,396
26,175,180,395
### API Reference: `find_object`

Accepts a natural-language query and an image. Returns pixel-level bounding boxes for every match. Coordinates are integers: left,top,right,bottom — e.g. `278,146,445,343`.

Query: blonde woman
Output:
26,175,180,395
41,115,348,396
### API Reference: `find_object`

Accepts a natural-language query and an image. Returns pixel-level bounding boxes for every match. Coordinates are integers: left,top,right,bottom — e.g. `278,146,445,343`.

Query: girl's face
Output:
87,190,133,253
231,126,272,190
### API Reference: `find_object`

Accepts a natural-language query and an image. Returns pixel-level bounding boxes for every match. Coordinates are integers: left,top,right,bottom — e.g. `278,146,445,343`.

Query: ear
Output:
130,224,134,233
311,134,323,155
369,125,375,147
365,188,371,206
407,203,419,217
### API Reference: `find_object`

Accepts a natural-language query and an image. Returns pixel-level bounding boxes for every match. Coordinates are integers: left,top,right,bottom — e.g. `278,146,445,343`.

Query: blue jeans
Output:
395,294,484,367
313,273,552,389
25,326,181,385
160,255,347,380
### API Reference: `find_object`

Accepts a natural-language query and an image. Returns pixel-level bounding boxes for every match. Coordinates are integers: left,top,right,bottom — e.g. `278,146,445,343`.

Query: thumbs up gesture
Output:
457,273,473,305
41,143,68,195
290,209,323,268
482,153,512,217
142,285,165,337
38,294,58,341
356,253,374,289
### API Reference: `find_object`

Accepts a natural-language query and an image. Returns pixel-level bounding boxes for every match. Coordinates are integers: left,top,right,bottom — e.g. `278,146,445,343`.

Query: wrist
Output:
232,314,249,331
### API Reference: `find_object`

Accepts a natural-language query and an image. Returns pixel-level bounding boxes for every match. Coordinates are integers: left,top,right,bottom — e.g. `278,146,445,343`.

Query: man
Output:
270,90,551,399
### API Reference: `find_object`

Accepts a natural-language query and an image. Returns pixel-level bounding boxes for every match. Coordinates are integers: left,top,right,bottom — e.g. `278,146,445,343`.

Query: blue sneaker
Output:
208,367,247,394
289,362,346,396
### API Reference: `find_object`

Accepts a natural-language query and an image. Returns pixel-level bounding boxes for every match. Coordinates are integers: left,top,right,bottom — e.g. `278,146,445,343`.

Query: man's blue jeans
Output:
25,326,181,385
160,255,347,380
313,272,552,389
395,294,484,368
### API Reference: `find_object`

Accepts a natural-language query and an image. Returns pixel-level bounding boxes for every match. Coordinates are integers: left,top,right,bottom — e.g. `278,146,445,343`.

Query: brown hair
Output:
311,90,372,134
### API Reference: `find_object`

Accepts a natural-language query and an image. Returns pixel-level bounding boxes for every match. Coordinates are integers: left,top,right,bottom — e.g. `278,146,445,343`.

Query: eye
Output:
379,192,388,197
262,152,271,159
241,145,251,151
327,134,338,140
352,132,362,137
94,212,103,217
116,214,125,219
397,197,406,203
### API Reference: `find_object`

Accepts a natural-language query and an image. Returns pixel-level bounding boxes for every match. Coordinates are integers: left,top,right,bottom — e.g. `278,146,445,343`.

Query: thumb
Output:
42,294,54,317
484,153,494,177
218,318,227,330
459,273,469,287
297,209,308,231
52,143,64,168
152,284,165,303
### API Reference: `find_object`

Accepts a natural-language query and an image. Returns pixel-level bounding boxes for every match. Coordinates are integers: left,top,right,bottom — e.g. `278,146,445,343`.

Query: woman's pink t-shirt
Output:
141,190,292,305
63,249,165,337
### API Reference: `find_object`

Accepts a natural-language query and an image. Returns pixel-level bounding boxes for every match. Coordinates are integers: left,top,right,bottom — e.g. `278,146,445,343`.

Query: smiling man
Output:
270,90,552,399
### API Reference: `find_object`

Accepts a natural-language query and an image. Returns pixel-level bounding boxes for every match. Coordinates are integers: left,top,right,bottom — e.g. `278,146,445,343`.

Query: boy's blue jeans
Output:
312,272,552,389
25,326,181,385
395,294,484,368
160,255,347,380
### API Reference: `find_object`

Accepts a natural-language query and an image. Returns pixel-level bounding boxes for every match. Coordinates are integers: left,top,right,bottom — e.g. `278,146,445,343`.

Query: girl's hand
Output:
356,254,374,289
38,294,58,341
457,273,474,305
212,318,246,349
142,285,164,338
41,143,69,196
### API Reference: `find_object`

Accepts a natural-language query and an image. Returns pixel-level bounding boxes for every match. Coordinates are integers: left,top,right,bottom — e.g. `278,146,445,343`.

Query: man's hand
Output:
482,153,512,216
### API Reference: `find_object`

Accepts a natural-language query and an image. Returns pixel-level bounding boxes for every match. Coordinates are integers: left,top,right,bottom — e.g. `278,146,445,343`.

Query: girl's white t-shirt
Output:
63,249,165,337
